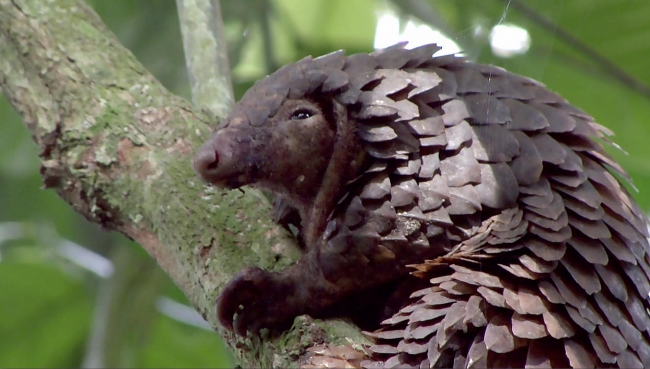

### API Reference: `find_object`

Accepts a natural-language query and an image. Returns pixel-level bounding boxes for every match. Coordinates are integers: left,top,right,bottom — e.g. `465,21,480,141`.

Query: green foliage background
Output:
1,0,648,367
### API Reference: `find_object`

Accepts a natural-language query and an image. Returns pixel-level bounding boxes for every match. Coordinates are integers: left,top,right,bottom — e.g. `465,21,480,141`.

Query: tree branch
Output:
176,0,234,117
0,0,369,366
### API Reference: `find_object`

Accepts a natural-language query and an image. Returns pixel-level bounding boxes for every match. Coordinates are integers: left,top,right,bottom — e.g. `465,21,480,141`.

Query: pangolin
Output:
192,43,650,368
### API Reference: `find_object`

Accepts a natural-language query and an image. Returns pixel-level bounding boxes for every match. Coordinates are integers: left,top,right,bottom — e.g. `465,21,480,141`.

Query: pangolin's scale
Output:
234,44,650,368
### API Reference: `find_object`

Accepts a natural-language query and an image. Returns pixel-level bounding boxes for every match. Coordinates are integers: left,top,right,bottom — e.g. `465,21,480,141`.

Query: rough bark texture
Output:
0,0,369,367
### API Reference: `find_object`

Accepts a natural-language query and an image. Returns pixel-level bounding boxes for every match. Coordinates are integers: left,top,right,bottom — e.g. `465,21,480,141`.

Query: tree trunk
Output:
0,0,369,367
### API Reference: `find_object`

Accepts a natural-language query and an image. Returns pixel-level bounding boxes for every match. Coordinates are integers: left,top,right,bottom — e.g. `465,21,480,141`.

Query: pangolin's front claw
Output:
216,267,296,336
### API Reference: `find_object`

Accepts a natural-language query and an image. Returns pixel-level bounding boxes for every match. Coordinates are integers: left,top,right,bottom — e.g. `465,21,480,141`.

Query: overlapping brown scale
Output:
538,279,566,304
617,350,644,368
564,339,597,368
452,267,502,288
401,44,445,69
500,263,544,280
489,206,522,229
588,331,617,364
488,75,538,100
621,262,650,299
465,334,488,368
560,248,601,295
594,263,627,302
509,131,544,185
511,312,547,339
364,140,414,159
417,152,440,180
439,280,476,296
524,338,556,368
568,214,611,240
487,223,528,245
523,207,569,231
603,212,642,245
474,162,519,209
503,285,527,314
393,154,422,176
406,70,444,99
418,134,447,148
446,185,482,215
417,174,448,212
530,102,577,133
631,329,650,366
325,224,354,254
502,98,550,131
554,180,602,209
359,172,391,200
619,319,644,353
397,338,429,356
423,67,457,102
440,300,469,332
390,178,419,207
477,286,507,308
520,176,552,195
565,304,596,333
342,51,379,75
526,190,566,221
525,237,567,262
371,69,413,96
601,234,637,264
484,313,525,353
549,169,589,188
356,90,402,119
530,132,567,165
343,196,367,228
453,66,490,94
471,125,520,163
599,323,627,353
566,232,609,265
440,146,481,187
463,94,512,125
348,45,650,369
405,116,445,136
441,99,471,127
520,186,555,209
550,266,588,309
320,68,349,93
444,120,473,151
586,150,631,184
519,252,558,274
624,291,650,332
594,290,625,328
577,298,605,327
424,207,453,226
595,179,647,235
370,42,411,69
569,115,603,138
562,195,604,221
358,124,397,142
529,222,572,243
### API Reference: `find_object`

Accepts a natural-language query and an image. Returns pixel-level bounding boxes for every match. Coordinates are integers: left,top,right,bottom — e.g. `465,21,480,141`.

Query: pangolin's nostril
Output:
192,146,220,180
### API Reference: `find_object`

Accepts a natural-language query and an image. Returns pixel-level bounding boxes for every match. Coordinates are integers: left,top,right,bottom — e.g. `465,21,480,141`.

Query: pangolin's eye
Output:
290,109,314,120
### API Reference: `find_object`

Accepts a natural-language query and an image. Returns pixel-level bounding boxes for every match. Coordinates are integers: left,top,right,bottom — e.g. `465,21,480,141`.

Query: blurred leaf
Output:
137,315,233,368
0,263,92,367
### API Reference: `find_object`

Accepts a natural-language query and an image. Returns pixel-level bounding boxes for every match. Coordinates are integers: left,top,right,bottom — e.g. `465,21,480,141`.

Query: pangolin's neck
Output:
302,107,365,247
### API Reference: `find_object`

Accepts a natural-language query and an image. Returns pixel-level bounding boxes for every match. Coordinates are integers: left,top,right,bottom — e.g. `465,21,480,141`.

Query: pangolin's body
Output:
193,43,650,368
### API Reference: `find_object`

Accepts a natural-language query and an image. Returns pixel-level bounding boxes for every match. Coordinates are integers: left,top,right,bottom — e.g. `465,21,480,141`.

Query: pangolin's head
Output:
193,51,356,205
193,43,445,210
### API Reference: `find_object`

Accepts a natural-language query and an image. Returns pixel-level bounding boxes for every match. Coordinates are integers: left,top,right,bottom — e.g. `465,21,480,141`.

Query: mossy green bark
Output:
0,0,368,366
